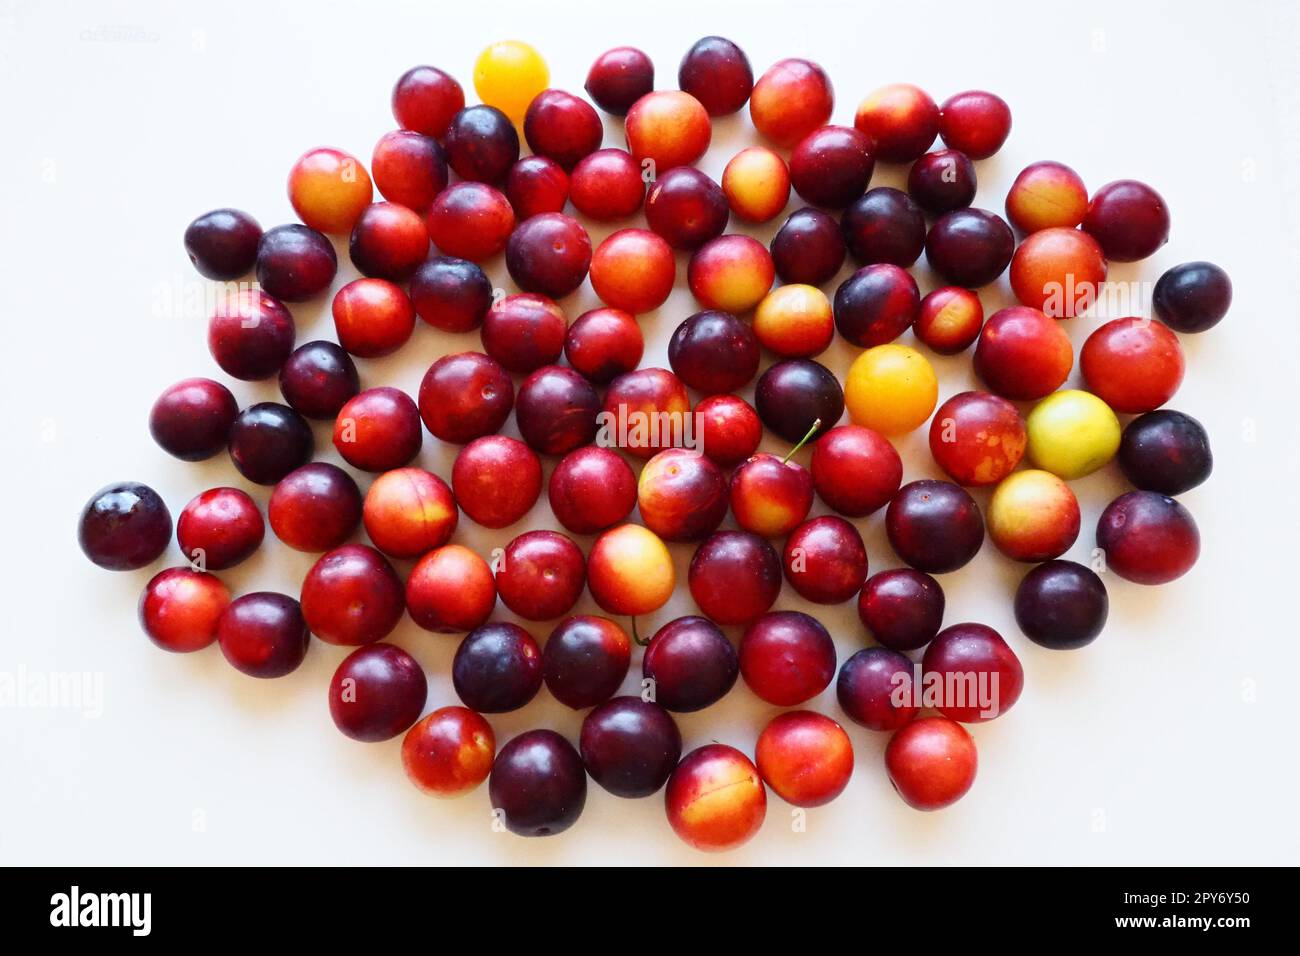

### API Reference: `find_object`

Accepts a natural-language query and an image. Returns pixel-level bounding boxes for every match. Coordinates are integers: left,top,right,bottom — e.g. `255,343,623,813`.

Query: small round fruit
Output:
587,524,675,616
886,480,984,574
332,277,415,358
854,83,939,162
489,729,587,837
418,351,514,444
227,402,314,486
924,207,1014,287
1014,560,1108,650
392,65,464,138
665,744,766,851
1081,317,1185,413
754,284,833,357
288,146,373,234
810,424,902,517
833,263,920,347
216,592,309,679
480,293,566,375
495,530,586,621
695,395,762,468
783,516,868,604
371,128,448,211
1153,261,1232,334
928,391,1027,487
542,615,632,710
268,463,362,552
625,90,712,172
907,148,976,215
843,343,937,436
601,368,691,459
474,40,549,120
444,104,519,184
425,182,515,262
548,446,637,535
722,146,790,223
841,187,926,267
139,567,230,653
505,155,569,219
362,467,457,559
564,308,644,384
885,717,977,810
505,213,592,298
1005,160,1088,233
644,167,729,251
585,46,654,115
569,149,645,221
176,487,264,570
409,256,493,332
973,306,1073,401
184,208,261,279
987,469,1081,562
405,544,496,634
938,90,1011,159
755,711,854,808
857,568,944,651
642,616,738,712
328,644,427,743
207,290,295,381
453,622,543,713
402,706,495,798
687,234,774,314
668,310,760,394
678,36,753,115
523,89,602,170
770,206,845,285
739,610,837,706
922,623,1024,722
1025,389,1121,480
580,697,681,798
1118,410,1212,495
1096,491,1200,585
256,224,337,302
729,453,815,539
914,287,982,355
836,647,919,731
279,341,360,419
452,436,542,529
149,378,238,461
688,531,781,624
332,387,422,472
1082,179,1170,262
638,448,729,543
589,228,676,314
300,544,405,646
1009,226,1107,318
789,125,875,209
749,58,834,147
754,358,843,444
349,201,430,281
515,365,601,456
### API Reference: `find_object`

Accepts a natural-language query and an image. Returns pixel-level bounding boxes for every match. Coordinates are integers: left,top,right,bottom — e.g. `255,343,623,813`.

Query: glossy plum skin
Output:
139,567,230,653
564,308,644,384
696,395,762,468
216,592,310,679
729,453,814,538
418,351,514,443
332,387,422,472
409,256,493,332
542,615,632,710
755,711,854,808
907,149,977,215
505,155,569,219
833,263,920,347
515,365,601,456
642,616,739,712
668,310,760,394
841,187,926,267
405,544,496,633
644,168,729,251
506,213,592,298
207,290,295,381
300,544,405,646
987,470,1080,562
279,341,360,419
523,89,602,170
637,448,728,543
783,516,869,604
1082,179,1170,262
425,182,515,262
601,367,691,459
625,90,712,172
836,646,919,732
1153,261,1232,334
495,530,586,621
973,306,1074,401
1005,161,1088,234
391,65,464,139
586,524,675,617
924,208,1015,287
255,224,337,302
332,278,416,360
885,717,977,810
810,424,902,517
914,287,983,355
348,201,429,281
1096,491,1200,585
489,730,587,837
401,706,495,798
287,147,373,235
149,378,238,461
362,467,458,559
580,697,682,798
688,235,775,314
371,128,448,211
176,487,264,570
666,744,766,852
589,228,675,313
750,58,834,147
938,90,1011,159
452,436,542,529
585,46,654,115
921,623,1024,723
1119,410,1213,495
328,644,427,742
858,568,944,651
570,149,646,221
754,284,834,358
771,207,846,285
268,463,362,553
928,391,1027,486
443,105,519,185
854,83,939,162
228,403,314,486
482,292,567,375
754,359,843,443
453,622,543,713
678,36,752,115
722,146,790,223
886,480,984,574
548,446,637,534
790,125,875,209
1009,226,1107,318
739,611,837,706
184,208,262,279
689,531,782,626
1014,560,1108,650
1081,317,1185,414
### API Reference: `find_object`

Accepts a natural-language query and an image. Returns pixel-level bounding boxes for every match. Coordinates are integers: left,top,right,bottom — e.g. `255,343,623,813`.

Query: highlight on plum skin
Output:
392,64,464,139
176,486,265,570
885,716,978,811
570,148,646,221
300,543,406,647
443,104,520,185
332,278,415,358
371,128,448,211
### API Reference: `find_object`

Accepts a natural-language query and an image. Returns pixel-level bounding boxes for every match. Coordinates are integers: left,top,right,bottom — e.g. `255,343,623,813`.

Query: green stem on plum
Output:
782,418,823,464
631,617,649,647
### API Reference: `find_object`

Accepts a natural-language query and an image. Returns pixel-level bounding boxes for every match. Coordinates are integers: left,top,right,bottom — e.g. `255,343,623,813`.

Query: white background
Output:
2,0,1298,866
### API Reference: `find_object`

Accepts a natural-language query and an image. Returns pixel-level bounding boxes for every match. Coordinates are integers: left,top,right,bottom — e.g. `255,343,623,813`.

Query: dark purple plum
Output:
515,365,601,456
641,615,739,712
542,615,631,710
833,264,920,347
836,646,919,731
505,213,592,298
489,729,587,837
452,622,542,713
1118,409,1213,495
841,187,926,266
227,402,314,486
667,310,760,395
1013,560,1108,650
856,568,945,651
255,224,338,302
907,149,977,215
1153,261,1232,334
327,643,428,742
585,47,654,115
678,36,752,116
216,592,310,679
924,208,1014,287
184,208,262,280
78,481,172,571
443,105,520,185
770,207,846,285
409,256,494,332
885,480,984,573
149,378,238,461
754,358,843,443
278,341,360,420
580,697,682,798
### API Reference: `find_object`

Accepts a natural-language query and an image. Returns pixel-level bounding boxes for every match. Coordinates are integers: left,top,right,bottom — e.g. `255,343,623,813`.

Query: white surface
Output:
2,0,1298,866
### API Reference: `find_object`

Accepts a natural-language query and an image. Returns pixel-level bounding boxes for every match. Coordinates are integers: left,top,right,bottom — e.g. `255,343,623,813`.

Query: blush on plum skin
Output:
176,487,264,570
300,543,406,647
208,289,295,381
287,147,373,235
327,643,427,743
921,623,1024,723
548,446,637,535
184,208,262,279
443,104,520,185
569,149,646,221
729,452,815,539
580,697,682,798
858,568,945,651
349,201,430,281
452,435,543,529
453,623,543,713
278,341,360,419
139,567,230,653
914,287,983,355
515,365,601,456
885,716,977,810
789,125,875,209
987,470,1081,563
938,90,1012,159
332,278,416,358
586,524,675,617
637,448,729,543
833,263,920,347
754,284,834,358
837,646,919,731
405,544,497,634
642,616,739,712
401,705,495,798
601,367,691,459
1081,317,1185,414
480,293,566,374
770,206,846,286
268,463,362,553
392,65,464,138
332,387,422,473
973,306,1074,402
228,402,314,486
1153,261,1232,334
749,58,835,148
216,592,310,679
1014,559,1108,650
1118,409,1213,495
409,256,494,332
810,424,902,517
841,187,927,267
782,515,868,605
505,155,569,219
722,146,790,223
665,744,766,852
255,224,337,302
494,530,586,622
542,615,632,710
149,378,239,461
1096,491,1200,585
489,729,587,837
590,228,676,314
523,89,603,170
425,182,515,262
1082,179,1170,262
505,213,592,298
689,531,782,626
1005,160,1088,234
362,467,457,560
371,128,448,211
854,83,939,163
418,351,514,444
624,90,712,173
755,710,854,808
564,308,644,384
739,610,837,706
668,310,760,395
924,207,1015,287
585,46,654,115
886,480,984,574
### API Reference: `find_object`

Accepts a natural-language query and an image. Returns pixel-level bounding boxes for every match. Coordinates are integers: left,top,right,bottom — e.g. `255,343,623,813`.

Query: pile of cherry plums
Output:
77,36,1228,851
